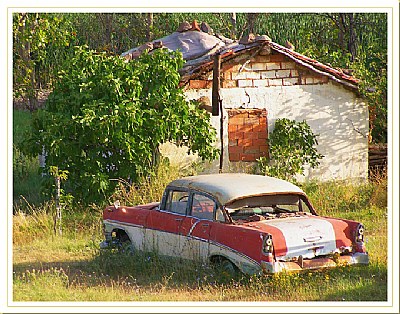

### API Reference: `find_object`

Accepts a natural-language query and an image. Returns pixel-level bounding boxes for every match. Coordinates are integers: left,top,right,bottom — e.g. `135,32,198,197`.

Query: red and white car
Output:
101,173,369,274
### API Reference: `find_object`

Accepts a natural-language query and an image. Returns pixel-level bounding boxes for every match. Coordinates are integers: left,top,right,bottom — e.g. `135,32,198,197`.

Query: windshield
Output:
226,194,315,222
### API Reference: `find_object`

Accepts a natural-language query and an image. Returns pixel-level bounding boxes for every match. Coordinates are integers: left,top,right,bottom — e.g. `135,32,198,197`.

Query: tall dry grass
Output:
110,159,196,206
12,162,388,302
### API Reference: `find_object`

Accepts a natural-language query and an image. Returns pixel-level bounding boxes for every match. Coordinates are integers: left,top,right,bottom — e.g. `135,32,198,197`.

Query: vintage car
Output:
101,173,369,275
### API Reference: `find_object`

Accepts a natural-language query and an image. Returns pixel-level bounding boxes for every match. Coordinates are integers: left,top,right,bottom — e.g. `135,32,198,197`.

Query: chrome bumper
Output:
100,240,110,249
261,253,369,274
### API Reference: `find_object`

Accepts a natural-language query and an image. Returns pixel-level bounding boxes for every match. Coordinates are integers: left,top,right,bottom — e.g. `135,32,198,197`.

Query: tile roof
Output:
121,26,359,90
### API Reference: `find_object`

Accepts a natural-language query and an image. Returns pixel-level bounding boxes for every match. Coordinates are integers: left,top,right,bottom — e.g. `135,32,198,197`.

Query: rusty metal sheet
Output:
302,257,337,269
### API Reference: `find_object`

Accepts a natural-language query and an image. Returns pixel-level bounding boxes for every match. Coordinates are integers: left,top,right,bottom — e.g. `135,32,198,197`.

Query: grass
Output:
11,108,389,304
12,173,389,303
13,238,388,302
111,158,185,206
13,109,45,205
13,109,34,146
12,248,388,302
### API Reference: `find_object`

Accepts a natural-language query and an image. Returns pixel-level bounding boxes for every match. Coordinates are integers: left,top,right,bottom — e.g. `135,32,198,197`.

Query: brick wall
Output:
188,51,329,90
228,109,268,162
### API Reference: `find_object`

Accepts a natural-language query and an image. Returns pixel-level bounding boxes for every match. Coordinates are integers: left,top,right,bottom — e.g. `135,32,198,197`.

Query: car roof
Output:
167,173,305,206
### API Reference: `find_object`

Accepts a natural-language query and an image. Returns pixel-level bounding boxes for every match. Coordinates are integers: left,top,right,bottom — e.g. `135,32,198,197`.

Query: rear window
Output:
227,194,313,221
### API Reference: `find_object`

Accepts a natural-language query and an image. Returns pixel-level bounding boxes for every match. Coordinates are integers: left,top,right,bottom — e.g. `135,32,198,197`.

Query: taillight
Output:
355,224,365,242
262,234,274,262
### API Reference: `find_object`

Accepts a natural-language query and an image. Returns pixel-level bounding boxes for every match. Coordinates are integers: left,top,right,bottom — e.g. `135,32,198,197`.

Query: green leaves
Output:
13,13,76,109
258,118,323,181
27,47,218,204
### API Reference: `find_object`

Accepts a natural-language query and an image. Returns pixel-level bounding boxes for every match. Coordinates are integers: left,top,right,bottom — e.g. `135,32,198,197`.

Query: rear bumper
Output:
261,252,369,274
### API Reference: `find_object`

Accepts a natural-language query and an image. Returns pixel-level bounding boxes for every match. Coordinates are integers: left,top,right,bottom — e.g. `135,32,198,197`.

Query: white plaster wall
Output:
183,81,369,182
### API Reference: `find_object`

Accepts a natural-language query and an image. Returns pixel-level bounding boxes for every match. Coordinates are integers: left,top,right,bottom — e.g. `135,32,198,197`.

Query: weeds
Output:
13,201,54,245
301,174,387,218
111,159,191,206
12,171,388,301
13,109,45,205
13,199,102,246
13,145,45,206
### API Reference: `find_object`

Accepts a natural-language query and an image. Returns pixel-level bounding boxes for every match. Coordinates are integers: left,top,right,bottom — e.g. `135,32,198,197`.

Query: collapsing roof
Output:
121,20,359,90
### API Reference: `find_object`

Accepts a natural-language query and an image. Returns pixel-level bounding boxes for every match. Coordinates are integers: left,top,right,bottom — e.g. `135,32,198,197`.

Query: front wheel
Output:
114,232,134,255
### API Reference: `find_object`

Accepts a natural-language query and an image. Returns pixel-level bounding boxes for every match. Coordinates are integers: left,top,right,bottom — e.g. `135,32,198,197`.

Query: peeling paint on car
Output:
102,173,369,275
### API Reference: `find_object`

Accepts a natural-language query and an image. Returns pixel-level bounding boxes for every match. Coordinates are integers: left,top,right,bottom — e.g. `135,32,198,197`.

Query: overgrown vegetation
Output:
11,11,389,304
258,118,323,181
13,110,45,205
23,47,218,204
111,158,191,206
12,109,388,302
12,12,388,143
13,13,76,111
13,165,388,302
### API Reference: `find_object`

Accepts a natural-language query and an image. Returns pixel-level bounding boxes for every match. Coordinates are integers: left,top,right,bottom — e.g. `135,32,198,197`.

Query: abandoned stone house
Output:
122,21,369,181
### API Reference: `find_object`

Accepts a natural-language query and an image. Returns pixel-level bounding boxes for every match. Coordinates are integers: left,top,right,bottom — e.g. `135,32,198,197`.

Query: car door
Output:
180,192,217,262
145,188,189,257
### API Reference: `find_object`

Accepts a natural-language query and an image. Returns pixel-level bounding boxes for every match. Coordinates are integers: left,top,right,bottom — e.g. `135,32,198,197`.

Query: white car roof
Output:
167,173,305,206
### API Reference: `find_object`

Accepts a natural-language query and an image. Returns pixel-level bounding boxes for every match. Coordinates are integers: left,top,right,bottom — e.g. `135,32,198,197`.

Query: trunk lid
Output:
253,216,343,261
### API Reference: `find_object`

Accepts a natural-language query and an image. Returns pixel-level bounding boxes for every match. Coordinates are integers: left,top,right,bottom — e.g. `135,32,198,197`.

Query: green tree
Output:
25,47,218,203
65,13,150,55
15,12,387,141
258,119,324,181
258,13,387,143
13,13,76,110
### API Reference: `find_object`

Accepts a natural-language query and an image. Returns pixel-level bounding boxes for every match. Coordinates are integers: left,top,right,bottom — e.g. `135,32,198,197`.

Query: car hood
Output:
249,216,355,261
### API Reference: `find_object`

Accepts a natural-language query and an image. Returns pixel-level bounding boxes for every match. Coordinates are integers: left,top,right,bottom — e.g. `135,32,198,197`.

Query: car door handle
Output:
175,218,183,222
202,223,210,227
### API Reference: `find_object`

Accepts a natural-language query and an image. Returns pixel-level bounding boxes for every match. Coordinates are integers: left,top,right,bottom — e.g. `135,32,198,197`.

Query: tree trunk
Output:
147,13,153,42
230,13,237,39
247,13,258,34
16,13,39,111
55,176,62,236
99,13,114,52
348,13,357,62
328,13,357,61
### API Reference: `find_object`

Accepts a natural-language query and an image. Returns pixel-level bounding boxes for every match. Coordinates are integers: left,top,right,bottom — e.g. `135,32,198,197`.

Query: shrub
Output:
257,118,323,181
24,46,218,204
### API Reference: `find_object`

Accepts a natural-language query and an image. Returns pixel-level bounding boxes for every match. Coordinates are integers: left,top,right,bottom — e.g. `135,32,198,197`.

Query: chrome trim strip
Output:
187,220,201,236
104,219,144,229
156,209,187,217
104,219,260,268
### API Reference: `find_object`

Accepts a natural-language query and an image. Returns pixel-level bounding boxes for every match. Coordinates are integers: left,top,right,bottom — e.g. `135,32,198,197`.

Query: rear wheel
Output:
212,256,240,279
220,259,239,277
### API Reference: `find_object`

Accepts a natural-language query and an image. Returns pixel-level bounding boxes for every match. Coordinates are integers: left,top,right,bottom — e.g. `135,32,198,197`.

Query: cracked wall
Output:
181,52,368,181
184,80,368,181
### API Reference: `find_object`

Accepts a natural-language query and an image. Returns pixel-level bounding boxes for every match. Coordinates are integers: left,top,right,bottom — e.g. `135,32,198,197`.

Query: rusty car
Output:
101,173,369,275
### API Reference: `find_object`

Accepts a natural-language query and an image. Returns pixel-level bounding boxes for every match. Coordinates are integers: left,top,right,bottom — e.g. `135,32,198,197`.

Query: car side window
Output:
165,190,189,215
191,193,216,220
215,207,226,222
